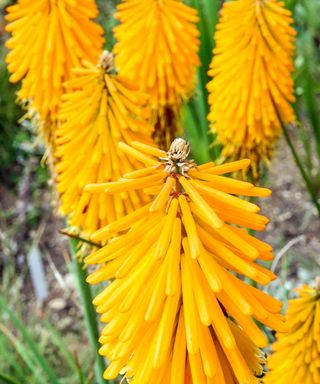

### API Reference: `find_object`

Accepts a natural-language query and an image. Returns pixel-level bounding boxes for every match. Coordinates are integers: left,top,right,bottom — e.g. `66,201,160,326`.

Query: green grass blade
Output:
44,322,87,384
0,333,26,383
293,0,320,165
44,321,83,375
0,324,43,384
0,297,60,384
0,372,21,384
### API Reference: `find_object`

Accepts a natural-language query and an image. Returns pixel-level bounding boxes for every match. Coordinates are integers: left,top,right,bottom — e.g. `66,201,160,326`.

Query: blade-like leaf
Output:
44,321,84,378
0,372,21,384
0,297,60,384
184,0,221,162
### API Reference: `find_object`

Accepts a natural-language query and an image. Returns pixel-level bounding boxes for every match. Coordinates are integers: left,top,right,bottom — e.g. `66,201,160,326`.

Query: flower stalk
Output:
282,123,320,218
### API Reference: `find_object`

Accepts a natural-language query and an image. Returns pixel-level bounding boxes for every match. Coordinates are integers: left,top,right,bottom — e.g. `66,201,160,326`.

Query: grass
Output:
0,260,95,384
288,0,320,216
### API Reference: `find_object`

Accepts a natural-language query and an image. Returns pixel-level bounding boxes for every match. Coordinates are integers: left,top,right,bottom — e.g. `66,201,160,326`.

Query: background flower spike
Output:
5,0,105,147
113,0,200,149
265,278,320,384
207,0,296,180
55,51,153,234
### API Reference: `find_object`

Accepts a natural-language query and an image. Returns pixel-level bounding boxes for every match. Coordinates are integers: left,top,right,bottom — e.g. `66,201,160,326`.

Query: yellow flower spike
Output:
265,279,320,384
85,138,284,383
207,0,296,179
113,0,200,149
55,51,153,234
5,0,104,145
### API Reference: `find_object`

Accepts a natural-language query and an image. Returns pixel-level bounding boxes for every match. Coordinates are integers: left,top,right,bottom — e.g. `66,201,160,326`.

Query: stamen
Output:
98,50,114,72
160,138,196,176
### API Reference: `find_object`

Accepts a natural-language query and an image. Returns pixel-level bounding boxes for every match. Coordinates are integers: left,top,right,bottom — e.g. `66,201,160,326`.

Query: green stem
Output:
282,123,320,218
302,71,320,164
69,239,113,384
60,229,101,248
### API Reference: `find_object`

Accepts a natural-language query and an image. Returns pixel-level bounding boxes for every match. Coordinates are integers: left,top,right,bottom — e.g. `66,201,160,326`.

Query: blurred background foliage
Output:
291,0,320,206
0,0,320,383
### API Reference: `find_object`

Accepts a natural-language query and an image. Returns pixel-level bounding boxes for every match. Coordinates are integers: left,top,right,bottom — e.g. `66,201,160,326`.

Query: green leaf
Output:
0,297,60,384
0,372,21,384
0,331,26,383
184,0,221,163
191,0,219,93
0,324,44,384
44,321,83,375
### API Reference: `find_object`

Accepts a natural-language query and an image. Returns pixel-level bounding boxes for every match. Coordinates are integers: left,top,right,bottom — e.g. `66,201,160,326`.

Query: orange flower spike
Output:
113,0,200,148
85,138,286,383
208,0,296,178
55,51,153,233
5,0,104,145
265,279,320,384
